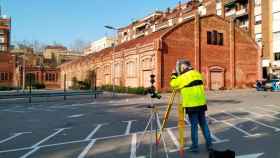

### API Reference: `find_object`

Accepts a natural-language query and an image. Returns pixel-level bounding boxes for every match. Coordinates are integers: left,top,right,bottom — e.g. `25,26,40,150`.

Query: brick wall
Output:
59,14,260,92
0,53,16,87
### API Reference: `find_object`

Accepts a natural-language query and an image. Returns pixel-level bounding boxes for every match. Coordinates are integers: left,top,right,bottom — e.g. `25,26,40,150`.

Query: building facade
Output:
18,66,60,89
260,0,280,78
84,37,116,55
43,45,82,66
0,15,14,87
60,14,261,91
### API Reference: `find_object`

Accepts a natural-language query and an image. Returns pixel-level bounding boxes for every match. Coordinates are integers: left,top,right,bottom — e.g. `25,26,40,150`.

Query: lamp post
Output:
104,25,118,97
22,55,26,91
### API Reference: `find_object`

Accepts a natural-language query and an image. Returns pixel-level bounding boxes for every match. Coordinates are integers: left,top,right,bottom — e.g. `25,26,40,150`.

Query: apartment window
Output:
275,53,280,61
255,15,262,25
255,0,261,6
0,45,6,51
45,73,56,81
0,37,4,43
207,30,224,46
0,72,9,81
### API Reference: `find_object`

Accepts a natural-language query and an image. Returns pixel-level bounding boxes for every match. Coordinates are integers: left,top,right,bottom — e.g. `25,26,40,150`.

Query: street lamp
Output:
104,25,118,97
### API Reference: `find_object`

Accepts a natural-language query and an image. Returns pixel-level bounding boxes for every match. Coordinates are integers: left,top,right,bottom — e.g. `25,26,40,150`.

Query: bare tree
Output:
15,40,46,54
70,39,90,54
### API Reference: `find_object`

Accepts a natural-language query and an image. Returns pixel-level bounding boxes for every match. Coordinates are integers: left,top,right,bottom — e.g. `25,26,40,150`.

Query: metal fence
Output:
0,90,103,103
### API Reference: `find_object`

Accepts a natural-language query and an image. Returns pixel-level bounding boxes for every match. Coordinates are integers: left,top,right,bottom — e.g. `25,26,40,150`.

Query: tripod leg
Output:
136,113,153,150
178,104,185,158
157,91,176,143
156,113,169,158
150,110,153,158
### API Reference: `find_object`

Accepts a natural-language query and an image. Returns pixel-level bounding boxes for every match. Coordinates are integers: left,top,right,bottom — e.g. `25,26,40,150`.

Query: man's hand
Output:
172,69,178,77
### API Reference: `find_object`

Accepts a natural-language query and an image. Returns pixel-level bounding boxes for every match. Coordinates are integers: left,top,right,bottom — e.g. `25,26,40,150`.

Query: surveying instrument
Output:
137,74,186,158
136,74,169,158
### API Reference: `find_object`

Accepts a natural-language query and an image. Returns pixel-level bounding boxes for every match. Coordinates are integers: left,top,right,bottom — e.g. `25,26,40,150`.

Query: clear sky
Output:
2,0,181,47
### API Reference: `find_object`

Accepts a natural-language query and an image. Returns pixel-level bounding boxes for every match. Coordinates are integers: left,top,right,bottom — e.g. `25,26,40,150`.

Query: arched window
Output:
142,57,152,70
104,65,111,75
127,61,136,77
114,63,121,78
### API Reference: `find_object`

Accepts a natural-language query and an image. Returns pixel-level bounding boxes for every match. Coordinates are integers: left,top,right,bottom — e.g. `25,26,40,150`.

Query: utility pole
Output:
22,56,25,91
64,73,66,100
104,25,118,97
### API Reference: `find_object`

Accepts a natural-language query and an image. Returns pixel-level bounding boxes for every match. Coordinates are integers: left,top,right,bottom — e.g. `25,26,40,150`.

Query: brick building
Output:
0,53,16,87
18,66,60,89
0,16,14,87
60,14,261,91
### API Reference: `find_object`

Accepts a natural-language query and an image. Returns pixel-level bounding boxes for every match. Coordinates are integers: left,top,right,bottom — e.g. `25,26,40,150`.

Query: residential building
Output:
260,0,280,78
0,15,15,87
84,37,116,55
43,45,82,66
0,15,10,53
117,0,216,44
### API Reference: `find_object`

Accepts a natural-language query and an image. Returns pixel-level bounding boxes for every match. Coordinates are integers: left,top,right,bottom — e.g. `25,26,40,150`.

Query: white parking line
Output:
255,107,279,114
123,120,136,135
211,133,229,144
130,134,137,158
0,132,31,144
239,108,280,120
167,128,180,150
19,147,40,158
85,124,105,140
67,114,85,118
31,128,66,148
77,139,96,158
223,111,280,132
263,104,280,109
2,109,28,113
207,116,259,137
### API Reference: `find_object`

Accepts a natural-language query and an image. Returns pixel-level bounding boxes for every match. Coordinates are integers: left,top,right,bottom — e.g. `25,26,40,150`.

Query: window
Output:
0,72,9,81
207,30,224,46
127,61,136,77
255,0,261,6
45,73,56,81
207,31,212,44
213,30,218,45
275,52,280,61
217,33,224,45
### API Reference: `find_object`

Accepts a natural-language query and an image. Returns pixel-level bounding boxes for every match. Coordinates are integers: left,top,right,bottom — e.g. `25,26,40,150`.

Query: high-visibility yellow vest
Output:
170,70,207,109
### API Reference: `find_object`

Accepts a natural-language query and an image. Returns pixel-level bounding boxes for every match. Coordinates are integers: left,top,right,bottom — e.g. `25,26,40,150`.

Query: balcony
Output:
135,30,145,38
225,9,236,17
155,21,169,31
254,6,262,15
255,24,262,34
236,8,248,18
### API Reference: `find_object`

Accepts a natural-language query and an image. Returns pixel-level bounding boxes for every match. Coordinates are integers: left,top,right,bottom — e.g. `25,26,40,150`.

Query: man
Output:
170,59,212,153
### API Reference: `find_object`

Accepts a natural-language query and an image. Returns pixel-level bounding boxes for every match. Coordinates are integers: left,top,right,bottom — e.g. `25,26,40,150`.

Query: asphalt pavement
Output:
0,90,279,158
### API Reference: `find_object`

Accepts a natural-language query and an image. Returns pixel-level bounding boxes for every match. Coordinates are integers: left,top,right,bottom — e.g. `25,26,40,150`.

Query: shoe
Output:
207,145,213,152
187,147,199,153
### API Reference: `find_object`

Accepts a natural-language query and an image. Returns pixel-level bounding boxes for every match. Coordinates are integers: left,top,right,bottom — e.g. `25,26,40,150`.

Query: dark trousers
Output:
187,110,212,149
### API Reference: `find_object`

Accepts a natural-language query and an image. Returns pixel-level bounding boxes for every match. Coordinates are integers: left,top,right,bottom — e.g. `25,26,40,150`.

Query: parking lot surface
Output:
0,90,279,158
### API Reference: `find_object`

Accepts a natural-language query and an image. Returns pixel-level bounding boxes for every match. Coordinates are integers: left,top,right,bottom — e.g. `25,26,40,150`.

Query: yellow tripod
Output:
156,90,186,158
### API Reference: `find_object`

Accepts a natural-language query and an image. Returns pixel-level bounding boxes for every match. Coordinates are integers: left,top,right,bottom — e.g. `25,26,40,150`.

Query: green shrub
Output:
33,83,46,89
0,86,16,91
69,78,92,90
100,85,145,95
